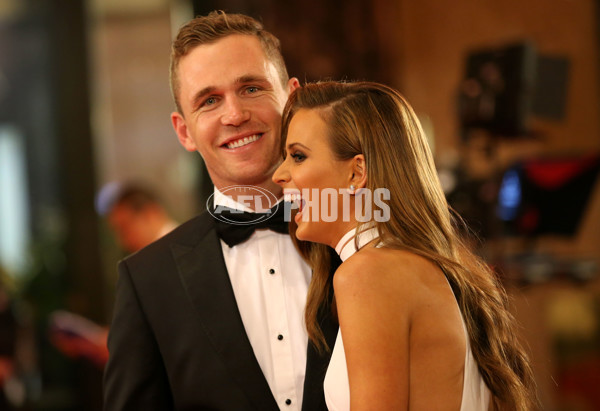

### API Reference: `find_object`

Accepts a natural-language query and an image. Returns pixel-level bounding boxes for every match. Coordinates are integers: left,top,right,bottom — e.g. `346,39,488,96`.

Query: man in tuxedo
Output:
103,11,338,411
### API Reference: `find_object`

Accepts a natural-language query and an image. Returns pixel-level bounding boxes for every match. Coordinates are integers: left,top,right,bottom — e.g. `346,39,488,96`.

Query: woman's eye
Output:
291,152,306,163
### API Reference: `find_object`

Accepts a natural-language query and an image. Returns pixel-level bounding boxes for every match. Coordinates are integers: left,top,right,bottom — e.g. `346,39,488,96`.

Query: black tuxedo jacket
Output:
103,211,338,410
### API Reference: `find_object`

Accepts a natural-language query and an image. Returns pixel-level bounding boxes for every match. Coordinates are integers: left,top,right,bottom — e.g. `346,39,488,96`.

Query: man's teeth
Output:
226,134,260,149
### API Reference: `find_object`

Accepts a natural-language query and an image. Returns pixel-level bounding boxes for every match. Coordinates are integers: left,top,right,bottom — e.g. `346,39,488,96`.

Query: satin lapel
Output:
301,249,341,411
171,219,278,411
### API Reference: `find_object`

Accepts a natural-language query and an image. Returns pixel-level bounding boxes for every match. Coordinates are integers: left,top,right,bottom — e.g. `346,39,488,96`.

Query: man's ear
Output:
171,111,197,152
288,77,300,93
350,154,367,189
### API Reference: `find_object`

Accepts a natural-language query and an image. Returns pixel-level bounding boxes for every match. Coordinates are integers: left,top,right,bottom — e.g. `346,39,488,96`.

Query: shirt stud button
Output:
269,268,275,274
285,399,292,405
277,334,283,341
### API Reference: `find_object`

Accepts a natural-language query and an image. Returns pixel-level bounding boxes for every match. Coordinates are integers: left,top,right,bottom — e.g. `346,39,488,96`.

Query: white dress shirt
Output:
214,188,311,410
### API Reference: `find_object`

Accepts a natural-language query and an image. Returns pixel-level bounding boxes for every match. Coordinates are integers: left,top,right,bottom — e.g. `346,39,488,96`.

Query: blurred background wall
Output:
0,0,599,409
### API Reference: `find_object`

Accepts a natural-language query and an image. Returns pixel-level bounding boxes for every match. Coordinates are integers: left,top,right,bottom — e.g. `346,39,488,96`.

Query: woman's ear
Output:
350,154,367,190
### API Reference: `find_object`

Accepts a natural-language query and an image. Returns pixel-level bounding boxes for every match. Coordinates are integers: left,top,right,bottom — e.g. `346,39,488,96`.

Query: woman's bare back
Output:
333,245,466,410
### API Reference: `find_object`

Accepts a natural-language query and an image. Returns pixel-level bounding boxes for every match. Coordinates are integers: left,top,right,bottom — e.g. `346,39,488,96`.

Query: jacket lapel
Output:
171,215,279,411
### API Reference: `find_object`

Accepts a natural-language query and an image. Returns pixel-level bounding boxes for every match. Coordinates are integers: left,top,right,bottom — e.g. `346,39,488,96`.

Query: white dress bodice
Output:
324,227,491,410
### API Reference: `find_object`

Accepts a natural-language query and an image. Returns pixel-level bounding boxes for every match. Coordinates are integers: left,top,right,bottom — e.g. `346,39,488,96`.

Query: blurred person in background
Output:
98,183,178,254
49,183,177,369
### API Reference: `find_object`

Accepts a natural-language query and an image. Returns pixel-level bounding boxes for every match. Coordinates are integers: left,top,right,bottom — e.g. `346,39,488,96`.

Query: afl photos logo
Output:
207,185,280,225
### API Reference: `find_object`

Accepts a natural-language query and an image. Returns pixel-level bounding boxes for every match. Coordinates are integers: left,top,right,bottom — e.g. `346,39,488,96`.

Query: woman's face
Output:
273,108,356,247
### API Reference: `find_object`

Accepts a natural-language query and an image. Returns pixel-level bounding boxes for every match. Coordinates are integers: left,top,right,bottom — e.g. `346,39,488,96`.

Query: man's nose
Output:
221,97,250,126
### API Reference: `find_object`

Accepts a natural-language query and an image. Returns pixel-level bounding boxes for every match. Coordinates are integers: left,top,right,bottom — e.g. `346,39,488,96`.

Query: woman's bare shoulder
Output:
333,245,443,311
334,245,440,288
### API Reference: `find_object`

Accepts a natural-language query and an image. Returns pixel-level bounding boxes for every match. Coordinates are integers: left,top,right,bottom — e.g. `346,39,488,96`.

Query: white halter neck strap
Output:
334,226,379,262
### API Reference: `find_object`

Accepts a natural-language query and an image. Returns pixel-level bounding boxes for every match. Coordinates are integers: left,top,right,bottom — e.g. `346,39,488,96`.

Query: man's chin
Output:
229,167,280,187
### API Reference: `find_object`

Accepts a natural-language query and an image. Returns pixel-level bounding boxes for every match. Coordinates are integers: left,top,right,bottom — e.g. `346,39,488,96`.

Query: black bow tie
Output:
212,204,289,247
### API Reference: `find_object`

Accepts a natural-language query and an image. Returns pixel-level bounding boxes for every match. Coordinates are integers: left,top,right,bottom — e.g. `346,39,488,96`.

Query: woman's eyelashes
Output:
290,151,307,163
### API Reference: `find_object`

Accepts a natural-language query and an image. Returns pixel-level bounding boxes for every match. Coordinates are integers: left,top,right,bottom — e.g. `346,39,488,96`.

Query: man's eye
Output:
204,97,217,106
247,86,259,94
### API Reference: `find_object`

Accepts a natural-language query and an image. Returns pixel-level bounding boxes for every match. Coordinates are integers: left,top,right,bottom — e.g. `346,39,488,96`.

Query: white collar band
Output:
334,226,379,262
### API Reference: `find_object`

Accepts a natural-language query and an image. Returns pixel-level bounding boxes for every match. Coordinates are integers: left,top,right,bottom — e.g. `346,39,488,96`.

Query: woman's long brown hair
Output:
281,81,538,410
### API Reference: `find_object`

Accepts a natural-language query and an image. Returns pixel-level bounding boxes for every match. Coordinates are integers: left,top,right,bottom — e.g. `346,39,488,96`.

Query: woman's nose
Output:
272,159,290,186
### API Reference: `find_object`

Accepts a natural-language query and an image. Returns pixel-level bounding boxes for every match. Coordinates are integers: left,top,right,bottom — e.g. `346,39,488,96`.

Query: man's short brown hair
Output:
170,11,290,113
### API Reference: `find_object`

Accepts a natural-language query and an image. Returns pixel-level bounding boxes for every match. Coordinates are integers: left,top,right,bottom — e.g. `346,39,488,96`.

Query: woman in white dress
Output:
273,81,537,410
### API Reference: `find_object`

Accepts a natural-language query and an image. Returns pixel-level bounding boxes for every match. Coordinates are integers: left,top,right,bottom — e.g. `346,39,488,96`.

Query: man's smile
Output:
222,133,264,149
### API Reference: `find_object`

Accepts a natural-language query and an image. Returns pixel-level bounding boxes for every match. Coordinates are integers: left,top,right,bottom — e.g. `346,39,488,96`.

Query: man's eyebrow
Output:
191,86,216,110
236,74,271,85
287,142,311,151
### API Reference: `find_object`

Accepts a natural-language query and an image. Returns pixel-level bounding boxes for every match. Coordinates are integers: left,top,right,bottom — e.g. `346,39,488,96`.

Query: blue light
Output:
497,168,521,221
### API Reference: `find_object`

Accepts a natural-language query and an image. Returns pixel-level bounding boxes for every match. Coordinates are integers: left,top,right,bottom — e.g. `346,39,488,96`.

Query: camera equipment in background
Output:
458,41,570,138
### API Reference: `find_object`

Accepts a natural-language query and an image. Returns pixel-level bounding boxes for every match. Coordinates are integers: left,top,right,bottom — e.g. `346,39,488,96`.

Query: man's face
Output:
171,34,299,191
